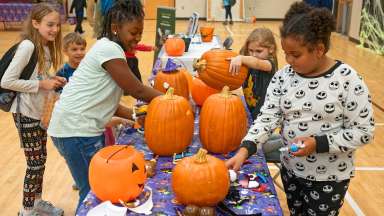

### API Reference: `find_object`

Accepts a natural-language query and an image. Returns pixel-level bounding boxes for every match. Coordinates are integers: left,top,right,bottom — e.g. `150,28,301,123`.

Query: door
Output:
143,0,175,19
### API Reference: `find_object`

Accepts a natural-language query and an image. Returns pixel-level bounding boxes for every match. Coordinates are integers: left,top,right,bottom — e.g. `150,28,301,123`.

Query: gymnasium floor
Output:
0,19,383,215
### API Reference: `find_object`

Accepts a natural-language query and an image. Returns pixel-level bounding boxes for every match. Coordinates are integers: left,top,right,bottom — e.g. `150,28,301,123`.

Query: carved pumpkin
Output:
200,26,214,42
200,86,248,154
154,68,190,99
191,77,219,106
145,88,194,156
89,145,146,203
172,148,230,206
165,37,185,56
194,49,248,90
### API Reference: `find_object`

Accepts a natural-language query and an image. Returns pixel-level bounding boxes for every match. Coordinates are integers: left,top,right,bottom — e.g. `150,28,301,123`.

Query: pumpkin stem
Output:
165,87,175,99
194,148,208,163
220,86,231,98
193,59,207,71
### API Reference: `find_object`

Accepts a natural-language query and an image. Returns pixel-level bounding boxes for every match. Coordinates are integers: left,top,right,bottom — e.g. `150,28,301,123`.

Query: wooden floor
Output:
0,20,383,216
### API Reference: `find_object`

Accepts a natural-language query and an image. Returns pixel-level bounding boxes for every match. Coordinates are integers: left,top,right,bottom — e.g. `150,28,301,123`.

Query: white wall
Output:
348,0,363,40
176,0,206,18
207,0,243,21
244,0,298,19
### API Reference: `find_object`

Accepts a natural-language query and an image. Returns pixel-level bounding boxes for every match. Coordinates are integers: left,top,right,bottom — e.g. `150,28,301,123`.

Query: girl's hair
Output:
240,27,278,66
280,2,336,53
100,0,144,41
22,3,62,72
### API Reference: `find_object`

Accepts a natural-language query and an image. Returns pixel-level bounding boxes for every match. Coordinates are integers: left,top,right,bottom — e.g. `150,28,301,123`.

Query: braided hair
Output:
280,2,335,53
100,0,144,41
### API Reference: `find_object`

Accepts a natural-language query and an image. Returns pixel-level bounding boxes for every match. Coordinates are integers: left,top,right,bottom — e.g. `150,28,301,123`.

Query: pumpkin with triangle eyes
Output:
89,145,147,203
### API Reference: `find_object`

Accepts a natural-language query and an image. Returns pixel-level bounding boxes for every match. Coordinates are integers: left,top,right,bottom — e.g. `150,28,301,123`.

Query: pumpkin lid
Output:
97,146,142,163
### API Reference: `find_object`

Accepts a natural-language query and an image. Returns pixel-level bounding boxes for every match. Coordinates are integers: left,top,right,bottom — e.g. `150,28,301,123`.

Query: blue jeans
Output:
51,135,105,211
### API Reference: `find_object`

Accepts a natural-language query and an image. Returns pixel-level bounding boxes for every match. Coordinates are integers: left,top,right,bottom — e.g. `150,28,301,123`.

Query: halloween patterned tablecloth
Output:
77,108,283,216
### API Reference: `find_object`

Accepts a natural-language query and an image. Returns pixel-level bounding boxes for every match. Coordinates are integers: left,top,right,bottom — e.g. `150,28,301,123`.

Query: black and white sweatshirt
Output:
241,61,375,181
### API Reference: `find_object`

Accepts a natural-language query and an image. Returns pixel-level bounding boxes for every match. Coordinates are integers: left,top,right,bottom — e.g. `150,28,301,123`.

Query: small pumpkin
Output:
183,205,200,216
191,77,219,106
89,145,146,203
172,148,230,207
165,37,185,56
145,88,194,156
200,26,214,42
194,49,248,90
199,207,216,216
145,158,157,178
199,86,248,154
154,68,190,99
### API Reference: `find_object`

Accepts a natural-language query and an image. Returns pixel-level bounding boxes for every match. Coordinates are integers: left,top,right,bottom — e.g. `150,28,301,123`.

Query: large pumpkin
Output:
89,145,146,203
191,76,219,106
182,69,193,92
200,86,248,154
194,49,248,90
145,88,194,156
165,37,185,56
172,148,230,206
154,68,190,99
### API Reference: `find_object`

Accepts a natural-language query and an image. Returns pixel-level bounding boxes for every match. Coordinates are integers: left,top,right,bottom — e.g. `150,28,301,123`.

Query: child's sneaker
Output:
34,200,64,216
72,183,79,190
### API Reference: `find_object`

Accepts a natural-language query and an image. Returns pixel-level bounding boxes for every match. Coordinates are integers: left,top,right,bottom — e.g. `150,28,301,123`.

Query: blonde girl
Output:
1,3,66,216
229,27,278,120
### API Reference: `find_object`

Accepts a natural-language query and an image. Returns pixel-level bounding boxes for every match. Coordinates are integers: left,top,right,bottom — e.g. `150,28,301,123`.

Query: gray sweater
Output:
1,40,51,120
241,61,375,181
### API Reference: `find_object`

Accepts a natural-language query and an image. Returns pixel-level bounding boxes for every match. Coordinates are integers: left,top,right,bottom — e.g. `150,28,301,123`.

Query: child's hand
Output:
39,79,65,90
225,147,248,171
106,117,134,127
290,137,316,157
52,76,67,86
228,55,243,76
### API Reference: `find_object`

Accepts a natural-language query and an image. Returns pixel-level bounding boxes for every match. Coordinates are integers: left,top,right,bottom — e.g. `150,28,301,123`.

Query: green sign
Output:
153,6,176,63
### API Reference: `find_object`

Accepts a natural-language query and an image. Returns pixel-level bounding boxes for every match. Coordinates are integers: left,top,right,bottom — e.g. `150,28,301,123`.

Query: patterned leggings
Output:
281,166,350,216
13,113,47,210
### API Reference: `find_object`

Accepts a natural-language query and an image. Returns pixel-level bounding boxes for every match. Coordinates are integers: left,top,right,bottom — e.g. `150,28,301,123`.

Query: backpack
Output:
0,42,37,112
230,0,236,6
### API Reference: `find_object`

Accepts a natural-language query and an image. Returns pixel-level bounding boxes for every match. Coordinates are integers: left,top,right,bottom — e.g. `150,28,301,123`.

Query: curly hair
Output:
280,2,336,53
100,0,144,41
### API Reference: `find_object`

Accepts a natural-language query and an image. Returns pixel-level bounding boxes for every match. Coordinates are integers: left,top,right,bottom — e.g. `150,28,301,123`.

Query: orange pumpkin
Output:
200,26,214,42
172,148,230,206
145,88,194,156
194,49,248,90
200,86,248,154
165,37,185,56
89,145,146,203
181,69,193,93
191,77,219,106
154,68,190,99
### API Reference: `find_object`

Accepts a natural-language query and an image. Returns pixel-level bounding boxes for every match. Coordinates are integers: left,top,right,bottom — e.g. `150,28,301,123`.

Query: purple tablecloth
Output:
77,108,283,216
